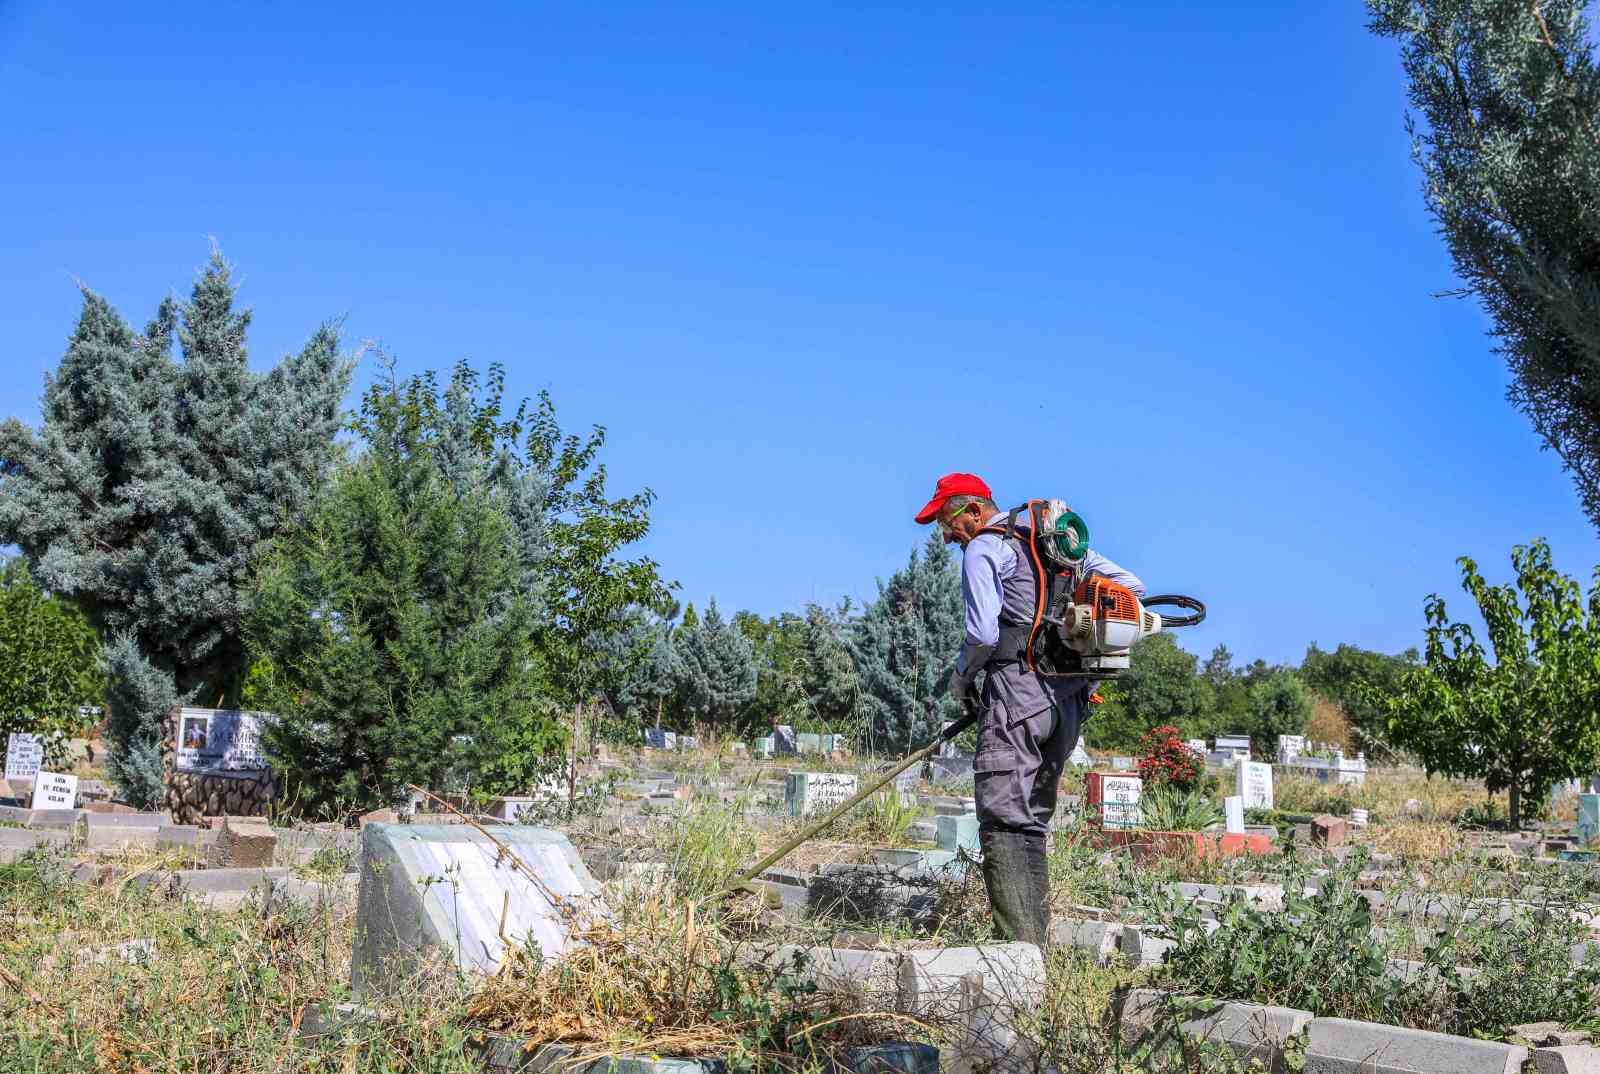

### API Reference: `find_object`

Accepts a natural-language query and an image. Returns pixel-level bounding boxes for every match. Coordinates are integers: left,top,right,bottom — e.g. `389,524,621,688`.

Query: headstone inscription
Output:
30,771,78,810
643,727,668,750
1110,756,1135,771
1235,758,1274,810
1185,738,1207,756
5,733,42,783
1277,734,1306,763
1085,772,1142,830
785,772,859,817
1215,734,1252,757
173,707,269,773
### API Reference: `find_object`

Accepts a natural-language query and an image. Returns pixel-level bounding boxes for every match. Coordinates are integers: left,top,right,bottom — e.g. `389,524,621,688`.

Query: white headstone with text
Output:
5,733,43,783
1277,735,1306,763
785,771,858,817
1185,738,1207,756
1096,774,1143,830
174,707,270,773
1235,758,1274,810
30,771,78,810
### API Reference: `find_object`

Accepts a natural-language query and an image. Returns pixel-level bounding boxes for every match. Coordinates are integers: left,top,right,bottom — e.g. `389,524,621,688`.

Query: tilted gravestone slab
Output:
352,823,602,995
207,817,278,868
1305,1017,1526,1074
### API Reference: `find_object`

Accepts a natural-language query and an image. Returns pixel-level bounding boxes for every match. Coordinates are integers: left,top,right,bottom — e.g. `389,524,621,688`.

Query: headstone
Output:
486,796,537,822
643,727,668,750
173,707,269,774
1224,795,1245,834
936,813,980,853
773,725,796,755
1185,738,1207,756
823,734,850,755
1235,758,1274,810
1348,808,1369,829
352,823,602,994
29,771,78,810
359,808,400,828
937,722,959,759
660,731,677,752
1085,772,1142,830
785,772,858,817
206,816,277,868
894,768,919,805
796,732,823,755
1068,734,1091,767
1580,795,1600,844
1111,756,1135,771
753,737,775,759
1310,814,1347,848
1215,734,1252,757
1277,735,1306,763
5,733,43,783
677,735,699,752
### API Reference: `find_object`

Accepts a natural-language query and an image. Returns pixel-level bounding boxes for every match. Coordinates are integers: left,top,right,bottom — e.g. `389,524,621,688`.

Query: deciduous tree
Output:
0,560,103,764
1374,539,1600,827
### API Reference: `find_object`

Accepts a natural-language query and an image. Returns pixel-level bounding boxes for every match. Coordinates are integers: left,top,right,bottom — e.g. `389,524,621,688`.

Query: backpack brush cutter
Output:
720,502,1205,898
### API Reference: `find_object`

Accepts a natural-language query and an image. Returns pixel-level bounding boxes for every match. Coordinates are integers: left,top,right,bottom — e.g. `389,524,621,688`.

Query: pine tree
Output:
245,371,553,814
847,534,964,754
597,606,678,729
796,601,859,731
1368,1,1600,528
0,253,350,806
671,598,757,733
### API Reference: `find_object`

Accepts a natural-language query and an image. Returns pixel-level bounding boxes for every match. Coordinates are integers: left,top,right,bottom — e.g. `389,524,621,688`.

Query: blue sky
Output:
3,1,1596,666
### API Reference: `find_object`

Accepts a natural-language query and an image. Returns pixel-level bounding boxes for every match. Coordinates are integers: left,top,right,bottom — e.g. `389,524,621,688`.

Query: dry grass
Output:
1370,821,1463,860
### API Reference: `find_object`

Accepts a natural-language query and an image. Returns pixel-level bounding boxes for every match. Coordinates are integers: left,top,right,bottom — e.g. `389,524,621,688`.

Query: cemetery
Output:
9,716,1600,1073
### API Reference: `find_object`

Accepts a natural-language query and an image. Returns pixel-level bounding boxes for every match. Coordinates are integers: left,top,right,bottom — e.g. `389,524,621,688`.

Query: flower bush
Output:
1135,725,1203,791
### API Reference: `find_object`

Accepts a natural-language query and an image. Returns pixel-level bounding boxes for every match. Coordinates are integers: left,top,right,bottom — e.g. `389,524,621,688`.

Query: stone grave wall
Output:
161,709,276,824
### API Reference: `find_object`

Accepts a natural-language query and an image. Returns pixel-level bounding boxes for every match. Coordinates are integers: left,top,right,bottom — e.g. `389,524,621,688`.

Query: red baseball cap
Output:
914,472,993,525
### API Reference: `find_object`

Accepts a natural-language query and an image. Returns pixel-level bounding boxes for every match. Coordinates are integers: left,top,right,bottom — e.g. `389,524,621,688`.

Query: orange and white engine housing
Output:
1063,577,1163,672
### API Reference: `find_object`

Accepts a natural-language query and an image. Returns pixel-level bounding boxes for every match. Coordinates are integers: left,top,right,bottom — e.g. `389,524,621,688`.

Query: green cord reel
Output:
1042,500,1089,566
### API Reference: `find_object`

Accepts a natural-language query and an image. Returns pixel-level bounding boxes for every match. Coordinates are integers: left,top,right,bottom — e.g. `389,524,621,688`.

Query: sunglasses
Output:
938,503,972,530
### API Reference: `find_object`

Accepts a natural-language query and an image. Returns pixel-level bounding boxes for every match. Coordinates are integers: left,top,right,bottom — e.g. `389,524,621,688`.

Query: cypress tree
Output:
0,253,349,805
671,598,757,733
796,601,859,731
1368,1,1600,528
847,534,964,754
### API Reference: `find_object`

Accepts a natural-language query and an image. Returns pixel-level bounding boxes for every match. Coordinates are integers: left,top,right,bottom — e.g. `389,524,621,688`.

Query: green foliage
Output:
1138,782,1221,832
0,253,351,806
1087,634,1215,751
246,367,558,815
1368,0,1600,529
0,561,102,762
671,598,758,734
846,534,964,754
1300,642,1417,757
1243,668,1312,750
1373,539,1600,827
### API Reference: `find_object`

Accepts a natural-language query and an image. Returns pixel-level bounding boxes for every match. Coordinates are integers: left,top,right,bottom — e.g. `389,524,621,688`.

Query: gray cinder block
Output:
1305,1017,1527,1074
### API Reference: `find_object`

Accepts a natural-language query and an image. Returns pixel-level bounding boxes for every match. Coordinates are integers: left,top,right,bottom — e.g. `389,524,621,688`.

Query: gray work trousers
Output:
973,697,1076,836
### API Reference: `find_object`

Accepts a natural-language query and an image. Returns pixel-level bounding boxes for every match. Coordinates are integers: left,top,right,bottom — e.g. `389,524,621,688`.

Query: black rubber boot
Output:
979,828,1048,946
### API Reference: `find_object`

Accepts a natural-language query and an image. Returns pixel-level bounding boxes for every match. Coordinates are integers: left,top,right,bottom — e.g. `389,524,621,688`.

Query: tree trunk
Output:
1509,781,1522,831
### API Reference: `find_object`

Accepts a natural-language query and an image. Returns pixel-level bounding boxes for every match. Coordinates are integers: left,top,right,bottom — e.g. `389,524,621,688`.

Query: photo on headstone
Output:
173,707,270,774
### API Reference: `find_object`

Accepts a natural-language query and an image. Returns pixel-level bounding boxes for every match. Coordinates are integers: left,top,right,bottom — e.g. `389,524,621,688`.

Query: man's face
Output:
938,502,987,547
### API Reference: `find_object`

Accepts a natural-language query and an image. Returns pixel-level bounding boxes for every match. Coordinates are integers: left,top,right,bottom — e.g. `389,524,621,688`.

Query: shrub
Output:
1135,726,1203,791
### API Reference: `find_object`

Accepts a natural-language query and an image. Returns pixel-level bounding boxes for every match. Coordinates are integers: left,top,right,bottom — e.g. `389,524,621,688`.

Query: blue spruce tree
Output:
672,597,757,734
0,253,350,805
847,534,964,753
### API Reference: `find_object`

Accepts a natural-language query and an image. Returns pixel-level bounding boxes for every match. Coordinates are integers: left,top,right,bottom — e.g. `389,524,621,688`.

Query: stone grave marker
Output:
1236,758,1274,810
643,727,669,750
936,813,979,853
1215,733,1251,757
1068,734,1090,766
1085,772,1142,830
753,736,775,758
353,823,601,994
1277,734,1306,763
1224,795,1245,834
1185,738,1207,756
1581,794,1600,843
894,767,919,805
773,725,797,755
30,771,78,810
785,772,858,817
5,733,42,784
207,816,277,868
1111,756,1135,771
796,732,823,754
677,734,699,751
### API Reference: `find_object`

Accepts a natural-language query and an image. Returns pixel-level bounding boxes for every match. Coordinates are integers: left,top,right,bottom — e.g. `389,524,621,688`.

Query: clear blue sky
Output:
3,1,1596,667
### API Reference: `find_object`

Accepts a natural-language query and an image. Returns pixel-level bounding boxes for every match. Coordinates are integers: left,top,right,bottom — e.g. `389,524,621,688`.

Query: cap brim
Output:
914,495,948,525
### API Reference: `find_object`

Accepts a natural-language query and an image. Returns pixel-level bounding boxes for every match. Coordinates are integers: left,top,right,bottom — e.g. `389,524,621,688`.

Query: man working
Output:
915,472,1144,944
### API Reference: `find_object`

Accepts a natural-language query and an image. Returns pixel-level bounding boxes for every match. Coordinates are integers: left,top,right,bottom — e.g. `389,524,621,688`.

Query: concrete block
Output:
1305,1017,1527,1074
1170,882,1286,912
84,811,168,827
207,817,277,869
0,826,65,862
1049,917,1119,965
935,814,979,854
26,808,86,831
352,823,602,995
752,944,899,1002
84,824,160,850
1533,1046,1600,1073
1115,988,1312,1073
1312,815,1348,847
897,944,1045,1069
1121,925,1176,968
